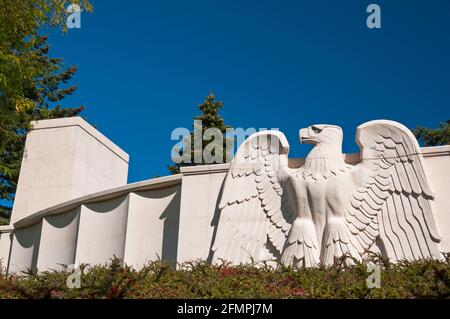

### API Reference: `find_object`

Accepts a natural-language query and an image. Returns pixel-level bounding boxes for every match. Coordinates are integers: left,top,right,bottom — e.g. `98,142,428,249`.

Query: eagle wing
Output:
345,120,442,261
211,131,295,264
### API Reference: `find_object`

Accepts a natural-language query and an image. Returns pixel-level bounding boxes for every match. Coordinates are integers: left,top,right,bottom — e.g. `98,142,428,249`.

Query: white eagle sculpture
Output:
211,120,442,267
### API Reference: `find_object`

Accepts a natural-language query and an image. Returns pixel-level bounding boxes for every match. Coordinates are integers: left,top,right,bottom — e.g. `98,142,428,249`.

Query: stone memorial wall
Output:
0,118,448,273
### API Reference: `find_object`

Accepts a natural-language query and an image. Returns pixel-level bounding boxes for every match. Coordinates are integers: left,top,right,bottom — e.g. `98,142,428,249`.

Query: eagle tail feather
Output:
281,218,320,267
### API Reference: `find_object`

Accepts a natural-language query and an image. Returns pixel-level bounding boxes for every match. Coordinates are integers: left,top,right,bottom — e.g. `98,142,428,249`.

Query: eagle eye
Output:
312,126,322,134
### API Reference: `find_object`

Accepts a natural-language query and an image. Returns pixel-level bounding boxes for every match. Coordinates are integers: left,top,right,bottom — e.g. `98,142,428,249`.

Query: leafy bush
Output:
1,254,449,299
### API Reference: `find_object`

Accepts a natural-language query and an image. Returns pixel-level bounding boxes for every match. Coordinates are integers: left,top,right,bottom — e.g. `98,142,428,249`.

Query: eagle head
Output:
299,125,343,148
299,125,346,179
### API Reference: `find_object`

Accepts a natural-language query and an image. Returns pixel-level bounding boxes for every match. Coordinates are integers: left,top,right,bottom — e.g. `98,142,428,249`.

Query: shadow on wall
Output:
11,222,43,273
159,190,181,267
206,177,227,263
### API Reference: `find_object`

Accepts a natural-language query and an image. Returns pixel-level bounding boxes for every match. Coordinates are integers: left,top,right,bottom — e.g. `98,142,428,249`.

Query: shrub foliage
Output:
1,254,450,299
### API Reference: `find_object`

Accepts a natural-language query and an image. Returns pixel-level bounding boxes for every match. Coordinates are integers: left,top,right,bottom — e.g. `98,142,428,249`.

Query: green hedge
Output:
1,254,449,299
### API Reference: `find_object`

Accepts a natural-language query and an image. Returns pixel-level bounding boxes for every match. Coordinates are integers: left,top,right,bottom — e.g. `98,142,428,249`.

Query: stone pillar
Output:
10,117,129,223
176,164,229,264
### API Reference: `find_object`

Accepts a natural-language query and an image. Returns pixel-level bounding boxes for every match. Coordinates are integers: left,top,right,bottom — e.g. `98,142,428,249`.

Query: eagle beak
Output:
299,128,316,144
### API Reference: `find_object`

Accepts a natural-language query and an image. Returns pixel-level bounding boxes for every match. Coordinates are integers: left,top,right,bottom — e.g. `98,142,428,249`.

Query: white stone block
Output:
177,165,229,263
0,226,13,271
8,222,42,273
123,186,181,268
75,195,129,266
36,208,80,271
11,117,129,223
421,146,450,253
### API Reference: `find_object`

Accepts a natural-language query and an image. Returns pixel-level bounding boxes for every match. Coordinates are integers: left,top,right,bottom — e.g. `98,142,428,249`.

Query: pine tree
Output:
0,0,92,224
168,94,232,174
413,120,450,146
0,36,84,224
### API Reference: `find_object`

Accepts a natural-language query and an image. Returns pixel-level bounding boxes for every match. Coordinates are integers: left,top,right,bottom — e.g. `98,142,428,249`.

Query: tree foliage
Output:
0,0,93,224
413,120,450,147
168,94,232,174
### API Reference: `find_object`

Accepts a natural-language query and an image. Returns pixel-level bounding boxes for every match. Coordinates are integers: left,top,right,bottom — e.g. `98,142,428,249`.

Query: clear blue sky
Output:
47,0,450,183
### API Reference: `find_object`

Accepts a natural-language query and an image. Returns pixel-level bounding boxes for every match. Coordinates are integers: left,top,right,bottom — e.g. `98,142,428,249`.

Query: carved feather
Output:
212,131,295,264
344,120,442,261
